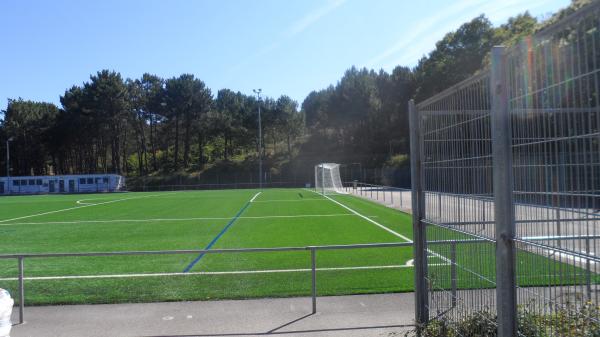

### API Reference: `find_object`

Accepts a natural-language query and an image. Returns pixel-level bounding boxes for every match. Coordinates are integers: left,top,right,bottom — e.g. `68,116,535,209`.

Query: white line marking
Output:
522,236,598,264
0,193,172,224
303,188,412,242
303,189,452,264
76,198,114,205
0,264,441,281
250,192,262,203
0,214,357,226
546,250,596,264
252,199,325,203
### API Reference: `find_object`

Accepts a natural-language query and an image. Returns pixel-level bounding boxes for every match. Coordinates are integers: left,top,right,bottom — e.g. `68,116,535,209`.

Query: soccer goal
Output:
315,163,346,195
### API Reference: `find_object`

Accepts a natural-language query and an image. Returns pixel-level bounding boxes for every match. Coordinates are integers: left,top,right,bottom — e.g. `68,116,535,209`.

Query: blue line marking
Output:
182,201,251,273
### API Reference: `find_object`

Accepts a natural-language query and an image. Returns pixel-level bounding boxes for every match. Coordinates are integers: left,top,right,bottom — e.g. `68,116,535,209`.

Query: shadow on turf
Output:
140,312,413,336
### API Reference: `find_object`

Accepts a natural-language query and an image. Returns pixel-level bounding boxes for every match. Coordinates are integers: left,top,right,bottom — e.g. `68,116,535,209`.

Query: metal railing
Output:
342,181,412,211
1,242,416,325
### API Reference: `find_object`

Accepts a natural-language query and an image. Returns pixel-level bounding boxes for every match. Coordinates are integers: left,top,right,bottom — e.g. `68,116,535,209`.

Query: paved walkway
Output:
10,293,415,337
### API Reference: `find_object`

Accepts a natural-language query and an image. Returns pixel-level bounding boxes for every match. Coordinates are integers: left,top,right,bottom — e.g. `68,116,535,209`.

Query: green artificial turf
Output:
0,188,414,305
0,188,590,306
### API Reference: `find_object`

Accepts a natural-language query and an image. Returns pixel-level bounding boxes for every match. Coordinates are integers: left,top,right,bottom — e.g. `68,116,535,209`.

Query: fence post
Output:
310,247,317,314
400,190,404,209
491,45,517,337
18,256,24,324
409,99,429,330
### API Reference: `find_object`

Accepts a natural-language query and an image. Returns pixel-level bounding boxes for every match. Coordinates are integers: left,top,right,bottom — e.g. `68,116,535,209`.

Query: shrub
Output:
405,303,600,337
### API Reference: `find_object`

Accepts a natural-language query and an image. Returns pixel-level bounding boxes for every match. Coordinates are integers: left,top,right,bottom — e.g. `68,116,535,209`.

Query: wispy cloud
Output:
369,0,549,70
365,0,485,69
286,0,347,37
222,0,347,86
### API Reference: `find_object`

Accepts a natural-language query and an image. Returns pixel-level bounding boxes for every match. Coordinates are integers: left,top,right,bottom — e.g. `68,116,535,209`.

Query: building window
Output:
87,178,93,184
36,179,42,185
80,178,86,184
29,179,35,185
13,180,19,186
103,177,109,183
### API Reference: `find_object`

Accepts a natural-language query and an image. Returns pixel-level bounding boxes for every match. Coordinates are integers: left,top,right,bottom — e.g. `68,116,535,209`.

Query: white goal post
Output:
314,163,346,195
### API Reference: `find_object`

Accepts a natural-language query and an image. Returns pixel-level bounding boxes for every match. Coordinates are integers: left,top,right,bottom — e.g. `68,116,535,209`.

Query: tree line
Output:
0,1,583,183
299,13,539,171
1,72,301,177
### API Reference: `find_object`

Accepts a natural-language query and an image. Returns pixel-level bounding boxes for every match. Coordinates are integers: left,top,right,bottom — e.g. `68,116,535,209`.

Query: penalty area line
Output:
0,193,173,224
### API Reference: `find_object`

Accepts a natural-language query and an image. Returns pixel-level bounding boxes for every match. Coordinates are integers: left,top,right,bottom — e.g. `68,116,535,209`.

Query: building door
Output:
69,180,75,193
49,181,55,193
0,182,4,194
59,180,65,193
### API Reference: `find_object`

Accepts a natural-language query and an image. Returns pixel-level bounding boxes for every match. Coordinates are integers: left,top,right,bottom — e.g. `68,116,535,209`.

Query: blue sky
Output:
0,0,570,109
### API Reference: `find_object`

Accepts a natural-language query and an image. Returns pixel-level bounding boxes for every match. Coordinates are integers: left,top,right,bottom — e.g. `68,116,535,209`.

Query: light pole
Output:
6,137,14,194
253,89,263,189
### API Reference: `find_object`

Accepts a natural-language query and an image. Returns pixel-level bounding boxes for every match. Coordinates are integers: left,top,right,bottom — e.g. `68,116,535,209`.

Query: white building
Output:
0,174,125,195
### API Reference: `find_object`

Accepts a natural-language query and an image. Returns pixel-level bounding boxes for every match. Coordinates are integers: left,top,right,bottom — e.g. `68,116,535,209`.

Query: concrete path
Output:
10,293,415,337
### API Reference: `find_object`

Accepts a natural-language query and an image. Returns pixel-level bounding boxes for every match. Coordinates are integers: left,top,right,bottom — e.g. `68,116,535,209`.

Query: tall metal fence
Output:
410,2,600,336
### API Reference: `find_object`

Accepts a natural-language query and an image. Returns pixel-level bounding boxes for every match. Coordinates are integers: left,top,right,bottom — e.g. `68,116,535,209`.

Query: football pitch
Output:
0,188,419,305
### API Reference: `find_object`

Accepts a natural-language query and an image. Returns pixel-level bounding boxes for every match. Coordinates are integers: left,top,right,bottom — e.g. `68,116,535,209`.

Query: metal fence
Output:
410,2,600,336
2,242,414,325
129,181,305,192
342,181,412,212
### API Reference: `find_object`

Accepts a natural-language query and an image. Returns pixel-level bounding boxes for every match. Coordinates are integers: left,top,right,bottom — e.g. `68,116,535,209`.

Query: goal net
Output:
315,163,346,195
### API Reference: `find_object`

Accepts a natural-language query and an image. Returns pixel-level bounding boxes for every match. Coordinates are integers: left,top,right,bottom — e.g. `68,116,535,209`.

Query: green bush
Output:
404,303,600,337
455,311,496,337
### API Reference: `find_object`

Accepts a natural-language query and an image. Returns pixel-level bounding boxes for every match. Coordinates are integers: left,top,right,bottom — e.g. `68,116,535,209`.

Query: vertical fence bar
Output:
409,99,429,329
310,247,317,314
18,256,24,324
450,241,457,308
586,237,592,301
437,193,442,219
491,45,517,337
